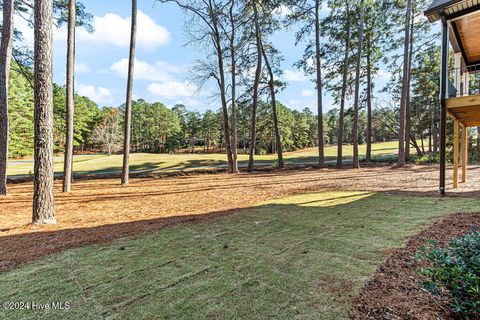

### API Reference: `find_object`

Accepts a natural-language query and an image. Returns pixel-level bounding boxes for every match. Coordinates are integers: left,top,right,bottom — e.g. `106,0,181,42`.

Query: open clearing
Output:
1,165,480,319
6,141,404,177
1,190,480,319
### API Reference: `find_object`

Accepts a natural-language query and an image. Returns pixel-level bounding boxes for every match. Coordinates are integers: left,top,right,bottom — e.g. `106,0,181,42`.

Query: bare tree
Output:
121,0,137,186
93,109,123,156
352,0,365,169
62,0,76,193
158,0,234,173
32,0,56,224
0,0,14,196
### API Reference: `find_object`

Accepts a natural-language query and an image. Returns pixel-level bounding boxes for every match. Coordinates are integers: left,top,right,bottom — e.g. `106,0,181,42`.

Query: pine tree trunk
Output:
405,8,414,162
0,0,13,196
315,0,324,168
121,0,137,186
337,5,351,169
62,0,76,193
230,0,238,173
366,34,373,163
212,14,233,173
247,1,262,173
352,0,365,169
398,0,412,167
32,0,56,224
261,44,283,168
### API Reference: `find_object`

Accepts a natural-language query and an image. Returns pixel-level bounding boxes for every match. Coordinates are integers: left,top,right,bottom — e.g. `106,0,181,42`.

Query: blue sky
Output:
14,1,436,114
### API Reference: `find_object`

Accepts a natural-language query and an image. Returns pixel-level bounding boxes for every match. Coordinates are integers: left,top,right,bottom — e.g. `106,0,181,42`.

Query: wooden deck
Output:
444,94,480,188
446,94,480,127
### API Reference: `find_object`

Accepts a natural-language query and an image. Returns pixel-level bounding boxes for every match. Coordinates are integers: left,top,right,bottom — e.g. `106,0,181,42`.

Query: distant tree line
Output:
7,63,401,159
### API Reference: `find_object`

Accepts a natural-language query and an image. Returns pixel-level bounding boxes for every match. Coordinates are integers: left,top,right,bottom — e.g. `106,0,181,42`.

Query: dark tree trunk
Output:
121,0,137,186
405,8,414,162
337,5,351,169
352,0,365,169
398,0,412,167
410,135,422,156
315,0,324,168
62,0,76,193
0,0,13,196
247,1,262,172
261,44,283,168
32,0,56,224
366,34,373,163
229,0,238,173
421,133,425,154
211,13,234,173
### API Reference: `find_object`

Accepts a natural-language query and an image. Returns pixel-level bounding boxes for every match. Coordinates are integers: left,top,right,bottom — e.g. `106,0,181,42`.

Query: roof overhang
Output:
425,0,480,22
425,0,480,65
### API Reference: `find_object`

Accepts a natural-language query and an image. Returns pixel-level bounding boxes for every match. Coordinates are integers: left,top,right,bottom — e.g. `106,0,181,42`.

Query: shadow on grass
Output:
2,191,480,319
7,153,395,181
2,190,479,275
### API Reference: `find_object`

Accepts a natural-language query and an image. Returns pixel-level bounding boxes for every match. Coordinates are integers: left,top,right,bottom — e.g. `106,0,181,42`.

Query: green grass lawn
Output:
6,141,404,177
2,191,480,319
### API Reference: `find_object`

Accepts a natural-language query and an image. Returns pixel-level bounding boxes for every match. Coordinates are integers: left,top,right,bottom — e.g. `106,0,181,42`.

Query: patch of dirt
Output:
1,164,480,274
350,213,480,320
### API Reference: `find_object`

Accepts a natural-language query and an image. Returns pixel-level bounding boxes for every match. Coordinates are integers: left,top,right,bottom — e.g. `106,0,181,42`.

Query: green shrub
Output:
417,231,480,318
366,154,397,163
412,153,439,164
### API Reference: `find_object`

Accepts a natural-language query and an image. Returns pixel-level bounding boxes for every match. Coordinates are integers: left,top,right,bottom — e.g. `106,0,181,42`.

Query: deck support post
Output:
462,124,467,183
439,14,449,195
453,120,459,188
454,53,462,96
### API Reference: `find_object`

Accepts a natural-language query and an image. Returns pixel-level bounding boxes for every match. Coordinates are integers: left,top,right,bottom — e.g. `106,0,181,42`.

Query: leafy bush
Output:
371,154,398,163
417,231,480,318
412,153,439,164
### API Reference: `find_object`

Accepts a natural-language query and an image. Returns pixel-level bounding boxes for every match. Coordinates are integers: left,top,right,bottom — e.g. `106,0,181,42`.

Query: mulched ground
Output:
350,213,480,320
2,164,480,275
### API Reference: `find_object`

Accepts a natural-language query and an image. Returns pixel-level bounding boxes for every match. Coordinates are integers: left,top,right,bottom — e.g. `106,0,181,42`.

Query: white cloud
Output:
75,63,91,74
176,97,202,108
377,69,392,80
275,5,292,17
15,11,169,53
284,69,307,82
73,11,170,52
301,89,314,97
110,58,184,82
77,84,114,105
147,81,197,99
321,3,331,14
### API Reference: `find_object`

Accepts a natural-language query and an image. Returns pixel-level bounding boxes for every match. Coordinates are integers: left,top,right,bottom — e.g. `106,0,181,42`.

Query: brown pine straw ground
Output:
1,163,480,276
350,213,479,320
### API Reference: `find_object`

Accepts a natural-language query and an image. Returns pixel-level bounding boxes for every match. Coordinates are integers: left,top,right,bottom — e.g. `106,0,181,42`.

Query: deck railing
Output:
448,63,480,98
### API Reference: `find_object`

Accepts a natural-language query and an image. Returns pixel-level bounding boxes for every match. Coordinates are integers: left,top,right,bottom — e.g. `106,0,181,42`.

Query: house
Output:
425,0,480,194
